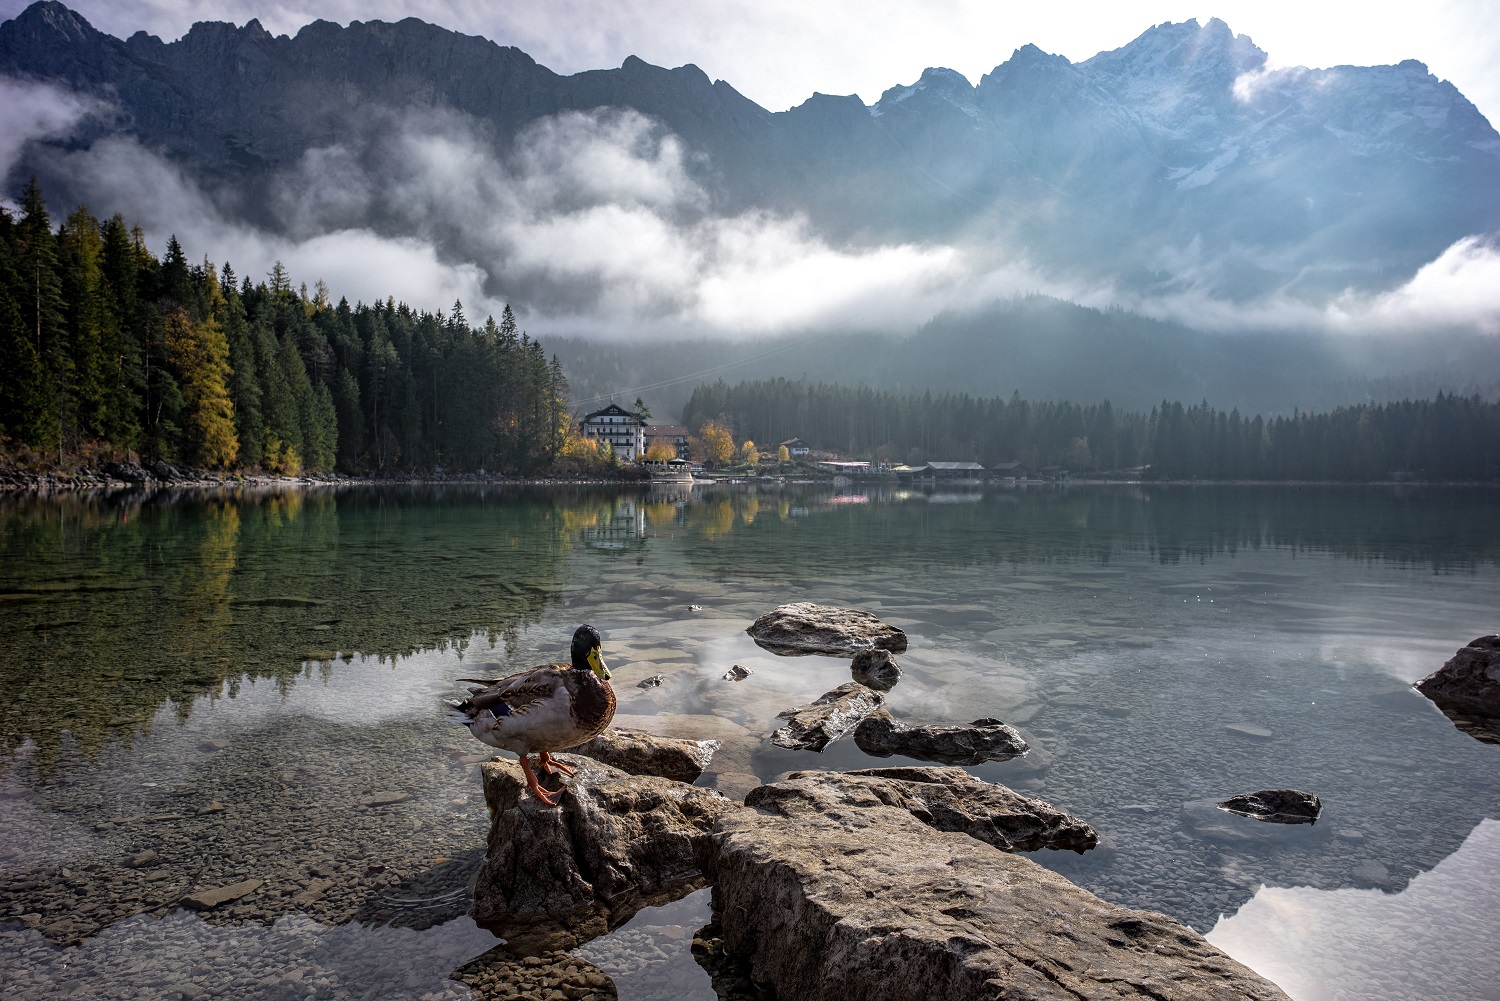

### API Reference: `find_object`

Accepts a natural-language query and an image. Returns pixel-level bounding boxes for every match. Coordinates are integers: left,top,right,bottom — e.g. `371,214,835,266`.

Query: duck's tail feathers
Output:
443,699,475,725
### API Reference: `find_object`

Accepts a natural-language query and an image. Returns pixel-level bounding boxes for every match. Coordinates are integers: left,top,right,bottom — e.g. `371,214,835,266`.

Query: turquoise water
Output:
1,483,1497,999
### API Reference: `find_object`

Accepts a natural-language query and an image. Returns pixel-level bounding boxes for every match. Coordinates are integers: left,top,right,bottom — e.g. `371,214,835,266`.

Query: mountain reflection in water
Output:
1208,819,1500,1000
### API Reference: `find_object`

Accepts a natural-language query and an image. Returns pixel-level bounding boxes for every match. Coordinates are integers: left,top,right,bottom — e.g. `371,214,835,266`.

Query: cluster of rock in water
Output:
465,602,1307,999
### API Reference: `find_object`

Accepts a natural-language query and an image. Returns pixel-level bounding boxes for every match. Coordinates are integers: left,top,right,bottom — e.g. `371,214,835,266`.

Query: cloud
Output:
0,76,103,193
20,79,1499,341
33,101,999,336
1329,236,1500,335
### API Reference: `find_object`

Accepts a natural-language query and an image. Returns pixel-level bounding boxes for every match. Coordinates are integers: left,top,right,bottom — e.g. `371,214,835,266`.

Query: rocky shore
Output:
472,753,1287,999
0,459,646,493
460,602,1291,999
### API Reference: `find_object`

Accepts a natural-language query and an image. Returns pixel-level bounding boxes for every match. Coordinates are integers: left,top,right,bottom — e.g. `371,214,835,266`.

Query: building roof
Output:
644,424,688,437
779,437,807,447
925,461,986,471
581,403,644,423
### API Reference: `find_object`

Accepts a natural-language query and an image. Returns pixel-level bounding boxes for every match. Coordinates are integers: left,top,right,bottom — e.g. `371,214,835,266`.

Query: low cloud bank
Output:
6,75,1498,340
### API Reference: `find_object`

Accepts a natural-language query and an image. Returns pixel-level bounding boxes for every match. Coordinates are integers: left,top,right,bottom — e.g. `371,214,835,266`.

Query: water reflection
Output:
1,483,1497,1000
1207,820,1500,1000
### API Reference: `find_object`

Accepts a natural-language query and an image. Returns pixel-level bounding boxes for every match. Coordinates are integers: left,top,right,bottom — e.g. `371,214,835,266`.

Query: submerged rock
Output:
1218,789,1322,824
769,682,885,751
471,754,731,952
852,710,1029,765
851,648,901,690
453,944,617,1000
747,602,908,656
566,727,721,783
1416,635,1500,720
711,770,1286,1001
722,664,751,681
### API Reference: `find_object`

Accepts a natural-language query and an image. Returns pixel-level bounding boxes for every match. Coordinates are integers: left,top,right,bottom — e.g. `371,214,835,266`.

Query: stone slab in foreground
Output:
712,771,1288,1001
566,727,721,783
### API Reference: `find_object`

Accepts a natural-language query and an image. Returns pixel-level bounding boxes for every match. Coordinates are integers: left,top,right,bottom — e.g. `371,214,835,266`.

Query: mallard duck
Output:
445,624,616,806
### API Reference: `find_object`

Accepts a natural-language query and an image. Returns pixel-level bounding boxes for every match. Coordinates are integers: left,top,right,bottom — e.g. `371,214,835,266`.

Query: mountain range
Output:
3,2,1499,415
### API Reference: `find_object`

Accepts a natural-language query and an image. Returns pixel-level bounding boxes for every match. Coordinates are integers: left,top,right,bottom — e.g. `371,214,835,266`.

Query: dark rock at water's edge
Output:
712,771,1288,1001
769,682,885,751
851,648,901,690
747,602,908,656
471,755,732,953
565,727,720,783
1416,636,1500,741
745,767,1098,854
852,709,1029,765
1218,789,1322,825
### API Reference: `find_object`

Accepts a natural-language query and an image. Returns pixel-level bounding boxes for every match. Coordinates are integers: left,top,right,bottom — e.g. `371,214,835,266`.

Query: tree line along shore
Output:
3,182,1498,485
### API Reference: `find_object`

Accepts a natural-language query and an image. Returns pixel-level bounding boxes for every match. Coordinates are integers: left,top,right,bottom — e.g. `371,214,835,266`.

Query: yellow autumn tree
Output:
645,440,677,462
691,419,735,467
163,304,239,468
777,444,791,463
740,440,759,465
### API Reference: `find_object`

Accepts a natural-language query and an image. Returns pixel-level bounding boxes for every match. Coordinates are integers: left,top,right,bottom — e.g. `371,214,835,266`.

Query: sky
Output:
2,0,1498,339
1,0,1495,125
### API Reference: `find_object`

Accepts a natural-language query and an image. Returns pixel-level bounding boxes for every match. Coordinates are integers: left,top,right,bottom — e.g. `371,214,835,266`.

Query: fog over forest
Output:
2,3,1499,419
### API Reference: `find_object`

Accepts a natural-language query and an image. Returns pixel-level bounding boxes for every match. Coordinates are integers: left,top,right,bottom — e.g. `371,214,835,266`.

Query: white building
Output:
580,403,647,461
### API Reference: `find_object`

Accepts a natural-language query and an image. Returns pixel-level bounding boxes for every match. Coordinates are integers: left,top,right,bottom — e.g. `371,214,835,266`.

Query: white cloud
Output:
21,79,1499,341
1328,236,1500,335
0,76,102,190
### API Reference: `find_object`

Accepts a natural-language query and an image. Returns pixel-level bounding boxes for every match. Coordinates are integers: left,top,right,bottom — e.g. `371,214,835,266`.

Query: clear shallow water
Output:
1,483,1498,999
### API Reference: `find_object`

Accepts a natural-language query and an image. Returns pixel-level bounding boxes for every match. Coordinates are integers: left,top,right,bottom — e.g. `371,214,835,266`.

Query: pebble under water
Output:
1,482,1498,1000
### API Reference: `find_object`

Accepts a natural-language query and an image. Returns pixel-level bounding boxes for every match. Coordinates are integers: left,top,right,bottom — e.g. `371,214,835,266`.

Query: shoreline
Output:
1,464,1495,495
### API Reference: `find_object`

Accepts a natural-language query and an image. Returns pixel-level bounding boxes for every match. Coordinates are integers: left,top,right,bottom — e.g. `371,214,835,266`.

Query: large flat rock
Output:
711,771,1288,1001
747,602,908,656
565,727,721,783
745,767,1097,854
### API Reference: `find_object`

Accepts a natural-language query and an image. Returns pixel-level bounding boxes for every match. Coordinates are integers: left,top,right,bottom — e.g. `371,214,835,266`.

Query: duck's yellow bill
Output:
588,647,611,681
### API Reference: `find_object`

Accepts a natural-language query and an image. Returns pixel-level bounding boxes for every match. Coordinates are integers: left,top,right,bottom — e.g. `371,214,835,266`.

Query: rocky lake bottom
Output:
1,483,1498,999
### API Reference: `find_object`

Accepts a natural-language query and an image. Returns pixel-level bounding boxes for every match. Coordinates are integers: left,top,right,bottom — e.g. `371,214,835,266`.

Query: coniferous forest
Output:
5,183,1499,483
683,379,1500,482
0,182,599,477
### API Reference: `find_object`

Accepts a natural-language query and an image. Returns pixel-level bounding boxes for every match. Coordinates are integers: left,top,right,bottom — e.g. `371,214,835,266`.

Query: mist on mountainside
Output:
554,297,1500,422
3,2,1499,353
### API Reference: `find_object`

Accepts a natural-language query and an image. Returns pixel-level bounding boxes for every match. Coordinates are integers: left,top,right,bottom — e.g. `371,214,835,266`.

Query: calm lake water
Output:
1,483,1497,1000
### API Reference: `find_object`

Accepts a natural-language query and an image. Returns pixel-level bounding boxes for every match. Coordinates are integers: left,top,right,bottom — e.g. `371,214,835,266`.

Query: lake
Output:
1,482,1497,1000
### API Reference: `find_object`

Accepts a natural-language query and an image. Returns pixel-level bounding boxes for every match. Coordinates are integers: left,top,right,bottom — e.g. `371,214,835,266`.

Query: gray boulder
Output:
745,767,1097,853
471,754,732,952
851,648,902,690
770,682,885,751
1416,635,1500,719
1218,789,1321,825
747,602,908,656
712,771,1288,1001
853,710,1029,765
566,727,721,783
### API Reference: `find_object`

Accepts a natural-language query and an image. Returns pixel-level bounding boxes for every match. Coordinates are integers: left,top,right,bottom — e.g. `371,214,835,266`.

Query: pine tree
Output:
163,298,238,468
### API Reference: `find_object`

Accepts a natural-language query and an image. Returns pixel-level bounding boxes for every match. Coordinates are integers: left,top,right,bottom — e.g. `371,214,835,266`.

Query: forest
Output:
0,182,605,477
682,379,1500,482
5,182,1498,483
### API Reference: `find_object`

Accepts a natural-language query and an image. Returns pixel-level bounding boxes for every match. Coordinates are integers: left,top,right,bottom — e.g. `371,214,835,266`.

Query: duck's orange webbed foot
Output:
538,751,578,776
519,755,563,807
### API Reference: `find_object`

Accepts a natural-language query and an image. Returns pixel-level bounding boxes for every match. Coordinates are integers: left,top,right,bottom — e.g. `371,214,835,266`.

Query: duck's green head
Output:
572,624,610,681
